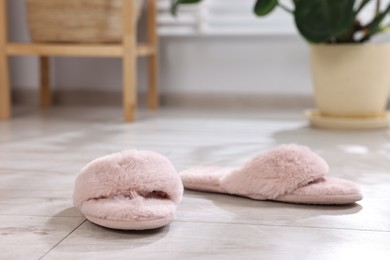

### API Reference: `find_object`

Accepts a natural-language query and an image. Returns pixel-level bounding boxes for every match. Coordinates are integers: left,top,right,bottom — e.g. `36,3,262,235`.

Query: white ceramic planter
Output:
311,44,390,118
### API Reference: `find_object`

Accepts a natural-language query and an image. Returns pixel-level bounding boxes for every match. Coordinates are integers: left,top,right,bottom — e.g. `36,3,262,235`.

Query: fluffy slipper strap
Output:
219,145,329,199
73,150,183,208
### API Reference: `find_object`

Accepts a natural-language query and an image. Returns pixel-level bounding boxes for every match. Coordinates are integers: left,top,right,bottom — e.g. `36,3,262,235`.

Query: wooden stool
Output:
0,0,159,122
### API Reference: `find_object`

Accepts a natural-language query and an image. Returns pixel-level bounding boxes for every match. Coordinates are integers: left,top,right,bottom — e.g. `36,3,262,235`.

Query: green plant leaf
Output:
354,0,370,15
293,0,301,5
171,0,202,16
360,3,390,42
254,0,278,16
295,0,355,43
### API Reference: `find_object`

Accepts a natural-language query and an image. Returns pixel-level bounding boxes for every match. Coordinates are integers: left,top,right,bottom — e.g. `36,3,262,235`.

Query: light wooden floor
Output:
1,107,390,259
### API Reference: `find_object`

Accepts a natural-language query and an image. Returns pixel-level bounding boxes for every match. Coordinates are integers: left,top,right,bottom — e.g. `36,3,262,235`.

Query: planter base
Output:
305,110,390,130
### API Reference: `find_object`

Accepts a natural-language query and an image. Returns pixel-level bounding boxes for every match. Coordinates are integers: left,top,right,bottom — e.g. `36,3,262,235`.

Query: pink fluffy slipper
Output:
181,144,362,205
73,150,183,230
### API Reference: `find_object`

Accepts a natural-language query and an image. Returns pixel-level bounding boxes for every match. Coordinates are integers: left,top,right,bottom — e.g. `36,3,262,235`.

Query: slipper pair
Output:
73,145,362,230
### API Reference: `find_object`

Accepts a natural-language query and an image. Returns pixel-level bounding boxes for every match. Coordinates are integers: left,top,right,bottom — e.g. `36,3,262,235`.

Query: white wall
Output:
7,0,318,97
160,36,311,95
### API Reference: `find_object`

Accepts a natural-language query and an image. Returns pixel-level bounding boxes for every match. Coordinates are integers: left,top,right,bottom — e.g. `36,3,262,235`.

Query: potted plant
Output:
172,0,390,129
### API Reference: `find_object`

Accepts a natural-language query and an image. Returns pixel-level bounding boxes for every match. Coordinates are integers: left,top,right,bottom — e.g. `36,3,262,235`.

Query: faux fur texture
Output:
179,166,234,193
180,144,362,204
220,144,329,199
73,150,183,226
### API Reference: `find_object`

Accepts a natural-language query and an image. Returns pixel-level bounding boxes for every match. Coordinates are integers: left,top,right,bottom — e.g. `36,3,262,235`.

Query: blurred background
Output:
6,0,389,111
6,0,328,108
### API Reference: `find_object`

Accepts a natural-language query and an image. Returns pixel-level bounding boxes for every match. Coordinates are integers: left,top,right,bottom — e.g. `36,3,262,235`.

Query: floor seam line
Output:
174,220,390,233
0,214,85,218
38,219,87,260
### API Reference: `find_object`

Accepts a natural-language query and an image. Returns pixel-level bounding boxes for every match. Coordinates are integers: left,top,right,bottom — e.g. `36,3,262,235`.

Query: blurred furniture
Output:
0,0,159,122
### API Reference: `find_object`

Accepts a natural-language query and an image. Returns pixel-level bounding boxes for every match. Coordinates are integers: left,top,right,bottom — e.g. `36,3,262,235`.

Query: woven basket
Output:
26,0,143,43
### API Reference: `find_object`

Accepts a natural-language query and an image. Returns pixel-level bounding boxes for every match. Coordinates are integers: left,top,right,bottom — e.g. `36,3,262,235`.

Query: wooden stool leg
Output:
0,0,10,119
123,50,137,122
40,56,51,108
122,0,137,122
147,0,159,110
0,48,10,119
147,52,159,110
